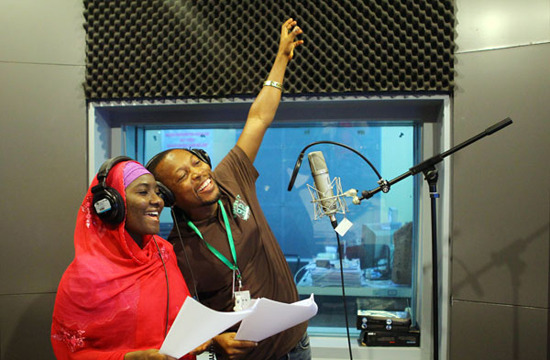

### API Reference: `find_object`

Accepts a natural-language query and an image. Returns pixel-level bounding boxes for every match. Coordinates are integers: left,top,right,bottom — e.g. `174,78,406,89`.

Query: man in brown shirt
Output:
147,18,310,360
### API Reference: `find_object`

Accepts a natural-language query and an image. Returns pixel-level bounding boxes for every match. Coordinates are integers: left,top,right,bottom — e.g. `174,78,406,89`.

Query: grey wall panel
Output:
0,294,56,359
0,0,85,65
0,62,87,295
455,0,550,52
451,44,550,309
0,0,87,351
450,300,548,360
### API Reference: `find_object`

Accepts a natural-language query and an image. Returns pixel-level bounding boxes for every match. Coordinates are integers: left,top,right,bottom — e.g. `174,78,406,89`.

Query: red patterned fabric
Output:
51,160,194,360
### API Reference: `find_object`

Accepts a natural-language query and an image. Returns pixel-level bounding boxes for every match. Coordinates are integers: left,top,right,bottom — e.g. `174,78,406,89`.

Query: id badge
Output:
233,290,251,311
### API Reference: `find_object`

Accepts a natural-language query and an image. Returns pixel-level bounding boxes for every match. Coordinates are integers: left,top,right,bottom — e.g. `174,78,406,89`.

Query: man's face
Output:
155,149,220,214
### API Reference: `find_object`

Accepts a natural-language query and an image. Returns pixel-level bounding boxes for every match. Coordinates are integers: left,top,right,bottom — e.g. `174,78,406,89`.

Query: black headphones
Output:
186,148,212,168
91,156,133,225
146,148,211,209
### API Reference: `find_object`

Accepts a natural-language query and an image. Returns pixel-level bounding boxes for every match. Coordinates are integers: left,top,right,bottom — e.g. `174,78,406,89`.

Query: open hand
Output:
278,18,304,60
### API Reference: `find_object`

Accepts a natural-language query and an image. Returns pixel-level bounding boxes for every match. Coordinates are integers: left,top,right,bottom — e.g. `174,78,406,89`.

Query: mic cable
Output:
171,208,200,302
288,140,383,191
335,231,354,360
152,235,170,337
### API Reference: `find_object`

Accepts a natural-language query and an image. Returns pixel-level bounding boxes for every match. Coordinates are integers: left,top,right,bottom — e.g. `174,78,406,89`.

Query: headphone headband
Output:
95,156,133,186
145,148,211,170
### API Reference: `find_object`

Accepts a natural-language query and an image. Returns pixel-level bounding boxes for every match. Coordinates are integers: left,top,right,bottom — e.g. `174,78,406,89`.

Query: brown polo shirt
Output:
168,145,307,359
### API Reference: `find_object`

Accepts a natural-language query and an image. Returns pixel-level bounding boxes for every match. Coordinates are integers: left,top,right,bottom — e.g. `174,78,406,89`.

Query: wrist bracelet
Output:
263,80,283,91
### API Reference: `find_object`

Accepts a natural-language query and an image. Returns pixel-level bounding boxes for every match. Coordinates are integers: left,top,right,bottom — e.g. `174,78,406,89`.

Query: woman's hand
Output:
124,349,177,360
211,332,258,360
278,18,304,61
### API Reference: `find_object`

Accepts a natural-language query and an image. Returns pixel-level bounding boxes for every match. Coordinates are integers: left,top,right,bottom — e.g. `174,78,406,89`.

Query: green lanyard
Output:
187,200,241,281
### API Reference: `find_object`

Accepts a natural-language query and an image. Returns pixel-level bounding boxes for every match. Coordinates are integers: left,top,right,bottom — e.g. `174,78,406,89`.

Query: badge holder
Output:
232,268,251,311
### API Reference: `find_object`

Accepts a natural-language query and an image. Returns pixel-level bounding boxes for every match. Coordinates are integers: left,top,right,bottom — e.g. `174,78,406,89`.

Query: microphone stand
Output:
357,117,513,360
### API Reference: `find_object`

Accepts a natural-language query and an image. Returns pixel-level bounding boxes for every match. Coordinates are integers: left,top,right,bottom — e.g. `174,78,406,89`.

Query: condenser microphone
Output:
308,151,338,228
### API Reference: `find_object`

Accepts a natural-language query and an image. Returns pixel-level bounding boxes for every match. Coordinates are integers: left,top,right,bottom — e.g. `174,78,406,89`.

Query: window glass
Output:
143,120,417,335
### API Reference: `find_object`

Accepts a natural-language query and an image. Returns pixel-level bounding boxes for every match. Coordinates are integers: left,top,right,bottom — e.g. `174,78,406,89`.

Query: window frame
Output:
87,94,452,360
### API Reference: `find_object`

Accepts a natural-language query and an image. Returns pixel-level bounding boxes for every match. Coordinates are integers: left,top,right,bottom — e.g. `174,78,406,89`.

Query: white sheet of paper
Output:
159,296,253,358
235,294,318,342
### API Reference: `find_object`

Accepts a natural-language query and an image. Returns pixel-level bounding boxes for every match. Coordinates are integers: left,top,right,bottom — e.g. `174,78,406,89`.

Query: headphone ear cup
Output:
190,148,212,168
91,155,133,226
156,181,175,208
92,186,126,225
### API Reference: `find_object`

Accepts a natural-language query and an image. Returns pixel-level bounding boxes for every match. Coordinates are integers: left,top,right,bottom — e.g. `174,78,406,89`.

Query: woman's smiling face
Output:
124,173,164,244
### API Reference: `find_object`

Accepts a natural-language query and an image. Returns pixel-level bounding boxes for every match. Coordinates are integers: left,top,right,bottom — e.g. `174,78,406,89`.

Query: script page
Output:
160,294,318,358
235,294,318,342
159,297,252,358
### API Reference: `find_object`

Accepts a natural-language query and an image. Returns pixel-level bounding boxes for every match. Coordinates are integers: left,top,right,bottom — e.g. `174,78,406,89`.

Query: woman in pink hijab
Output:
51,157,207,360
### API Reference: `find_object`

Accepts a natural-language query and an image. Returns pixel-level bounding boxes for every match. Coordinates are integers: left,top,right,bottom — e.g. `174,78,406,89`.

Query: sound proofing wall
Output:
83,0,454,100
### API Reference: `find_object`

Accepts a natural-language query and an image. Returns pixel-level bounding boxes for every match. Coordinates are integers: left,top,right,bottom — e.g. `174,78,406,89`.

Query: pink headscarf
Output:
51,160,194,360
123,161,151,188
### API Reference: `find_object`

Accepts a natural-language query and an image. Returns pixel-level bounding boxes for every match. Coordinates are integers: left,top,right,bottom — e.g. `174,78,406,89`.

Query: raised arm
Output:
236,18,304,162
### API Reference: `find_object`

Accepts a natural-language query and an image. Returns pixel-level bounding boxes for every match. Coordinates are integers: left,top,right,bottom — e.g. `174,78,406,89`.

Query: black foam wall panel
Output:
84,0,454,100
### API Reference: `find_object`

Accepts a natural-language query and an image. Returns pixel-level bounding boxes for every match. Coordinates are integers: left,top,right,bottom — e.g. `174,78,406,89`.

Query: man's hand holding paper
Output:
159,294,317,358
